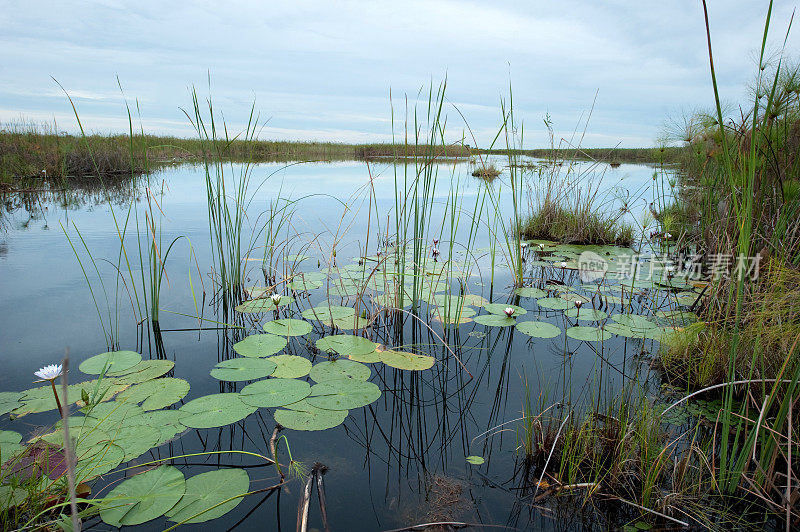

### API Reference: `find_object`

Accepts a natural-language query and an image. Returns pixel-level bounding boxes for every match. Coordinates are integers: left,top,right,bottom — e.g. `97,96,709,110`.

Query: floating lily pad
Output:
233,334,287,358
274,402,348,431
379,350,436,370
210,358,277,381
473,314,516,327
112,360,175,384
166,468,249,524
301,305,354,321
0,430,23,460
484,303,528,317
316,334,377,357
128,410,188,446
0,392,20,417
267,355,312,378
116,378,190,411
564,308,608,321
602,322,638,338
309,360,370,382
79,351,142,375
566,326,613,342
466,455,485,465
462,294,489,307
263,318,312,337
536,297,573,310
111,424,162,462
515,287,547,299
610,313,658,330
331,315,372,330
100,465,186,527
516,321,562,338
307,379,381,410
235,297,295,313
240,378,311,408
179,394,257,429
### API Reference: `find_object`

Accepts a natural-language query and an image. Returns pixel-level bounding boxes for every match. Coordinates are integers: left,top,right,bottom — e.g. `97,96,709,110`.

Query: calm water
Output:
0,158,665,530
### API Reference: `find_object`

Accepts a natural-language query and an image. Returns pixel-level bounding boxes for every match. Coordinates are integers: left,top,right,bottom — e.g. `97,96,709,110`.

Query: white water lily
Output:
574,300,583,308
520,242,528,249
560,261,568,268
270,293,282,305
504,307,515,317
34,364,63,381
538,243,545,250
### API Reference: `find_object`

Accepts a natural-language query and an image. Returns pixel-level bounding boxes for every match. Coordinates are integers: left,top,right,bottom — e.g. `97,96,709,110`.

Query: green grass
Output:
519,200,634,245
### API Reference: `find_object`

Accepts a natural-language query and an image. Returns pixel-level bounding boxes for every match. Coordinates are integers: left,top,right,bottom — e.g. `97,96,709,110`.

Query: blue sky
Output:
1,1,797,147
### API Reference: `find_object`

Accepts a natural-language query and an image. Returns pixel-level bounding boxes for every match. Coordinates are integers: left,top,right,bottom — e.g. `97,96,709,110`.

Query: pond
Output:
0,157,695,530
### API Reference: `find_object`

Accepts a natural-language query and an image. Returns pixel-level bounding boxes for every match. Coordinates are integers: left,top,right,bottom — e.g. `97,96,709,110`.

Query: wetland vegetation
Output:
1,3,799,532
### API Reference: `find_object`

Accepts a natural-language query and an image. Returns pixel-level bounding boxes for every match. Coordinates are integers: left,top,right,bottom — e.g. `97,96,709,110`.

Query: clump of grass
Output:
519,200,633,245
471,163,501,179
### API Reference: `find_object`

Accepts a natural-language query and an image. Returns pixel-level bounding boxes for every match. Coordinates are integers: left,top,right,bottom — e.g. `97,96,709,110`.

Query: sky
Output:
1,1,797,147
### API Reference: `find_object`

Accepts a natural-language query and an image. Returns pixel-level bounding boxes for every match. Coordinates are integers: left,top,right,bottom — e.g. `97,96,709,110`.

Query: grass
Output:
471,163,501,179
519,200,634,245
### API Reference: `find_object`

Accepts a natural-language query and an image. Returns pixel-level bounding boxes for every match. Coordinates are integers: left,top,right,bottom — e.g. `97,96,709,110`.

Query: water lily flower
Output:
520,242,528,249
34,364,64,416
270,293,282,306
34,364,63,381
504,307,515,318
538,243,545,250
574,300,583,309
560,261,568,268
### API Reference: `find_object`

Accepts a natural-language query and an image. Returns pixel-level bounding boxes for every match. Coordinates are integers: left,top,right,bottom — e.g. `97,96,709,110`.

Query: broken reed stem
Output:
269,424,284,480
314,463,330,532
297,469,314,532
60,355,80,532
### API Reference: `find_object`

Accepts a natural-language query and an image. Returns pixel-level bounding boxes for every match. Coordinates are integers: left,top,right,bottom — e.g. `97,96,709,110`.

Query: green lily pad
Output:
274,402,348,431
602,322,638,338
379,350,436,370
128,410,188,446
166,468,249,524
0,430,23,460
316,335,378,357
536,297,573,310
473,314,516,327
515,287,547,299
0,392,20,417
301,305,355,321
267,355,312,379
484,303,528,317
79,351,142,375
111,424,162,462
233,334,287,358
240,378,311,408
262,318,312,337
112,360,174,384
235,296,295,313
564,308,608,321
100,465,186,527
309,360,371,383
307,379,381,410
331,315,372,330
179,394,257,429
610,314,658,330
210,358,277,381
566,326,613,342
466,455,485,465
116,378,190,411
516,321,562,338
462,294,489,307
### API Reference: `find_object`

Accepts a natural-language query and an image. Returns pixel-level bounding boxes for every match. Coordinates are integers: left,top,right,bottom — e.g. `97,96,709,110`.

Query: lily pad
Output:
267,355,312,378
484,303,528,317
79,351,142,375
310,360,371,382
166,468,249,524
516,321,562,338
536,297,573,310
179,394,257,429
0,392,20,417
263,318,312,337
235,296,295,313
112,360,174,384
602,322,638,338
233,334,287,358
316,334,377,357
379,350,436,370
100,465,186,527
515,287,547,299
240,378,311,408
466,455,485,465
0,430,23,460
610,314,658,330
274,402,348,431
564,308,608,321
115,378,190,411
566,326,613,342
301,305,355,321
307,379,381,410
210,358,277,382
473,314,516,327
